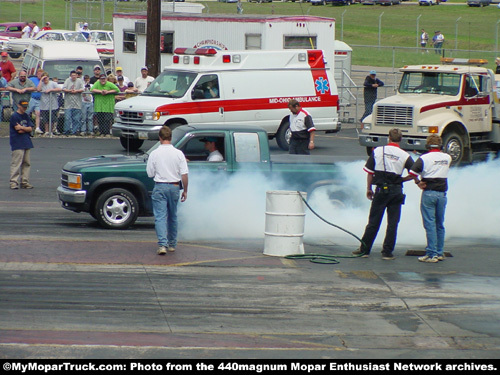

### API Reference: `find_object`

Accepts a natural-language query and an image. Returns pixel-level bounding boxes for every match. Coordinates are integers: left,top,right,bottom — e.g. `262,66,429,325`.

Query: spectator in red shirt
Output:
0,52,16,82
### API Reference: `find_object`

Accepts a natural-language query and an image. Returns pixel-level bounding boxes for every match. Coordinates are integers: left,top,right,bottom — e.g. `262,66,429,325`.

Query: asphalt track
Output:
0,133,499,359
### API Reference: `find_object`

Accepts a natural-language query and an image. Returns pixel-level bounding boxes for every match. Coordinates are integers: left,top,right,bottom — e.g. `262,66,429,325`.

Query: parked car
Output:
312,0,353,4
6,29,88,58
466,0,490,6
419,0,439,5
378,0,401,4
0,22,30,39
88,30,114,54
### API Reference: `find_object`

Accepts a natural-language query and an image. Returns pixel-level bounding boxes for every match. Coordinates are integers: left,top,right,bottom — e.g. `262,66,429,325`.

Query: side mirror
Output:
191,89,204,100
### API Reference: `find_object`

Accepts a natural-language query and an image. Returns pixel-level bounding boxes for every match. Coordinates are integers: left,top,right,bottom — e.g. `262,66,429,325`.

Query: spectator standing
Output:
287,99,316,155
21,22,31,39
81,74,94,135
91,73,119,135
115,67,130,85
116,75,127,102
409,135,451,263
433,31,445,55
62,70,84,135
30,21,40,38
420,29,429,53
0,68,7,122
80,23,90,40
352,128,416,260
495,58,500,74
146,126,189,255
7,70,35,112
89,65,102,84
134,67,154,92
0,52,17,82
38,73,61,135
124,82,139,99
42,21,52,31
9,100,34,190
361,70,384,122
28,69,44,135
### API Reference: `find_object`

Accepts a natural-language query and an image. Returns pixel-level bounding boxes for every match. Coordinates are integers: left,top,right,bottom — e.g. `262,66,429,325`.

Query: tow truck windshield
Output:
399,72,462,96
142,70,197,98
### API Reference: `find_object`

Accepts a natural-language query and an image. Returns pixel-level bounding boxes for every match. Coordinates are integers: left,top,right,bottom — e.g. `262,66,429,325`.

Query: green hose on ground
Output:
283,191,366,264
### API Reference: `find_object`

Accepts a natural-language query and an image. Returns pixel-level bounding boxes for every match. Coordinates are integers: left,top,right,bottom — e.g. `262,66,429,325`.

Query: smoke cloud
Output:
178,157,500,248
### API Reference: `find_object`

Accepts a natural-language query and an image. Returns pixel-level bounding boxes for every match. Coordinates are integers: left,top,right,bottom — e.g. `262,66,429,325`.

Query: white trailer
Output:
113,13,338,81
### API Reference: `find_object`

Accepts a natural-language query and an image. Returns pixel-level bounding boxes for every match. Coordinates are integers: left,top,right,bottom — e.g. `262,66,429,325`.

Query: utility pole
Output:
146,0,161,77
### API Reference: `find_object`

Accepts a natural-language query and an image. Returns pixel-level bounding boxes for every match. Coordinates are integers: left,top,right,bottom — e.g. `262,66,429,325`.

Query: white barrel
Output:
263,190,307,257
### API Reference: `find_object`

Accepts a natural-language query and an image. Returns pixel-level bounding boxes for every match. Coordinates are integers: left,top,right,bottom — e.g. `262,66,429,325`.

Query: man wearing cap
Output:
7,70,36,112
115,67,130,85
201,137,224,162
89,65,102,84
80,22,90,40
361,70,384,122
42,21,52,31
0,51,16,82
91,73,119,135
409,134,451,263
147,126,189,255
9,100,34,190
134,66,154,93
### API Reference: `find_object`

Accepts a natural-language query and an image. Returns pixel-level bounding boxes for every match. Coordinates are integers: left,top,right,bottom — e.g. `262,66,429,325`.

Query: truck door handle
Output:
219,107,224,115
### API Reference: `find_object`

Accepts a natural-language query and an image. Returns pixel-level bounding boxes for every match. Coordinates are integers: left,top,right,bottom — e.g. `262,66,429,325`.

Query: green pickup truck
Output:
57,125,344,229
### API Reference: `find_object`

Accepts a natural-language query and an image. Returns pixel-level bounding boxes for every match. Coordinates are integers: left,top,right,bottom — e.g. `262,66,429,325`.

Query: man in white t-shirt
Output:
21,23,31,39
201,137,224,162
30,21,40,38
134,66,154,92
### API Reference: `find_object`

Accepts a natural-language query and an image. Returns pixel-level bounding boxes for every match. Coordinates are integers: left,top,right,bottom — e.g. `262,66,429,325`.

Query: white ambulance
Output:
112,48,340,151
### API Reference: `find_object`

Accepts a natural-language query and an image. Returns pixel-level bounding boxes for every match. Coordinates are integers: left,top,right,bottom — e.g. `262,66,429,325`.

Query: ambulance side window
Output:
192,74,219,100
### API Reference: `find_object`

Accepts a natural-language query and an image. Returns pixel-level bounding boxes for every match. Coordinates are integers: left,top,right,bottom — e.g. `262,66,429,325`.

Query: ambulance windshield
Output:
399,72,461,96
142,71,197,98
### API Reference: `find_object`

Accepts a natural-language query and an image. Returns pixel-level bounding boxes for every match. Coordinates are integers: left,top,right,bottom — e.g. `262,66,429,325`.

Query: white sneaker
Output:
35,128,43,134
418,255,438,263
157,246,167,255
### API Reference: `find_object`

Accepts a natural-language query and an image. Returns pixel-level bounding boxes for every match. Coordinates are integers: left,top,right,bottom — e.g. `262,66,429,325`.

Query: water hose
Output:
283,191,366,264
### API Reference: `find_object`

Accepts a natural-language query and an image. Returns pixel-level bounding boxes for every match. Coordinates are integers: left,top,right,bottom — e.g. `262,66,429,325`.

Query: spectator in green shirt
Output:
91,74,119,135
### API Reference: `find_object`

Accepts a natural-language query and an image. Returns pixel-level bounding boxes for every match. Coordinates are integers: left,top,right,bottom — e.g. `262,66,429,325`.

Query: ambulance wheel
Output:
120,137,144,152
442,131,464,166
276,122,291,151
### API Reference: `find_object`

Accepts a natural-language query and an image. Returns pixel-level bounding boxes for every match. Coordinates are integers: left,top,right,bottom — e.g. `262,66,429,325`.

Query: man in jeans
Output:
409,135,451,263
146,126,189,255
62,70,84,135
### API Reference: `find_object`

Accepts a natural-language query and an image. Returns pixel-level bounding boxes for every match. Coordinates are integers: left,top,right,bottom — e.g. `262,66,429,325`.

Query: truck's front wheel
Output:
276,121,291,151
442,131,464,166
120,137,144,152
94,188,139,229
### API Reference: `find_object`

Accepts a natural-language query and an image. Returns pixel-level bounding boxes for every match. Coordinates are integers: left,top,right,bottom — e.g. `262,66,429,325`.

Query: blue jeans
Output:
152,183,180,248
64,108,82,134
81,102,94,133
420,190,447,258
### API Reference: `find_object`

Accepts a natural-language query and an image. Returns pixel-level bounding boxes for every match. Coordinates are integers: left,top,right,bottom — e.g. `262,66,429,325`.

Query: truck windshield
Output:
142,71,197,98
399,72,461,96
42,61,103,84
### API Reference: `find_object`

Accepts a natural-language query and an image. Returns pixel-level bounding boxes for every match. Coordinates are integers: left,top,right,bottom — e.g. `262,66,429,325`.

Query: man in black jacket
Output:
361,70,384,122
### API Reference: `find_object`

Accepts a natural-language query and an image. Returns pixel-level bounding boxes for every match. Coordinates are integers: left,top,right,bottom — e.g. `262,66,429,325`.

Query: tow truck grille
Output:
119,111,144,124
375,105,413,126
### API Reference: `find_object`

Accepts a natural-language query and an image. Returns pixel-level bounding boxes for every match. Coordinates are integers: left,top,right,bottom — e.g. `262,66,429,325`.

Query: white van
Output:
21,41,104,83
112,48,340,151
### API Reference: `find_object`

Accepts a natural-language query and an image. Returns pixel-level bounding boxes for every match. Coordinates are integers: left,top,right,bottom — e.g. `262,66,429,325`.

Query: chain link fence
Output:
1,91,139,138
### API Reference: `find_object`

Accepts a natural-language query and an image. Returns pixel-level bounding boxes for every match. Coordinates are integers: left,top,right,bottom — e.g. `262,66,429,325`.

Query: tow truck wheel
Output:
120,137,144,152
94,188,139,229
442,131,464,166
276,121,291,151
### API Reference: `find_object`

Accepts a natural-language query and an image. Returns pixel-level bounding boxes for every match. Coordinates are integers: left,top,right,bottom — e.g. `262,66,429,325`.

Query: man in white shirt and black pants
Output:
409,134,451,263
147,126,189,255
353,128,416,260
287,99,316,155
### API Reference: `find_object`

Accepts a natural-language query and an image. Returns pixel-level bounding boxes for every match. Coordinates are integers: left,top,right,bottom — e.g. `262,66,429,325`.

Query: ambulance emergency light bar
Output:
172,47,316,65
440,57,488,66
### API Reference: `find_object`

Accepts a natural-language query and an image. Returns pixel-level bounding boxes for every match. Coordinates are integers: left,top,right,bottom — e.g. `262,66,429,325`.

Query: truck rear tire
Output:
276,121,291,151
94,188,139,229
442,131,464,166
120,137,144,152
